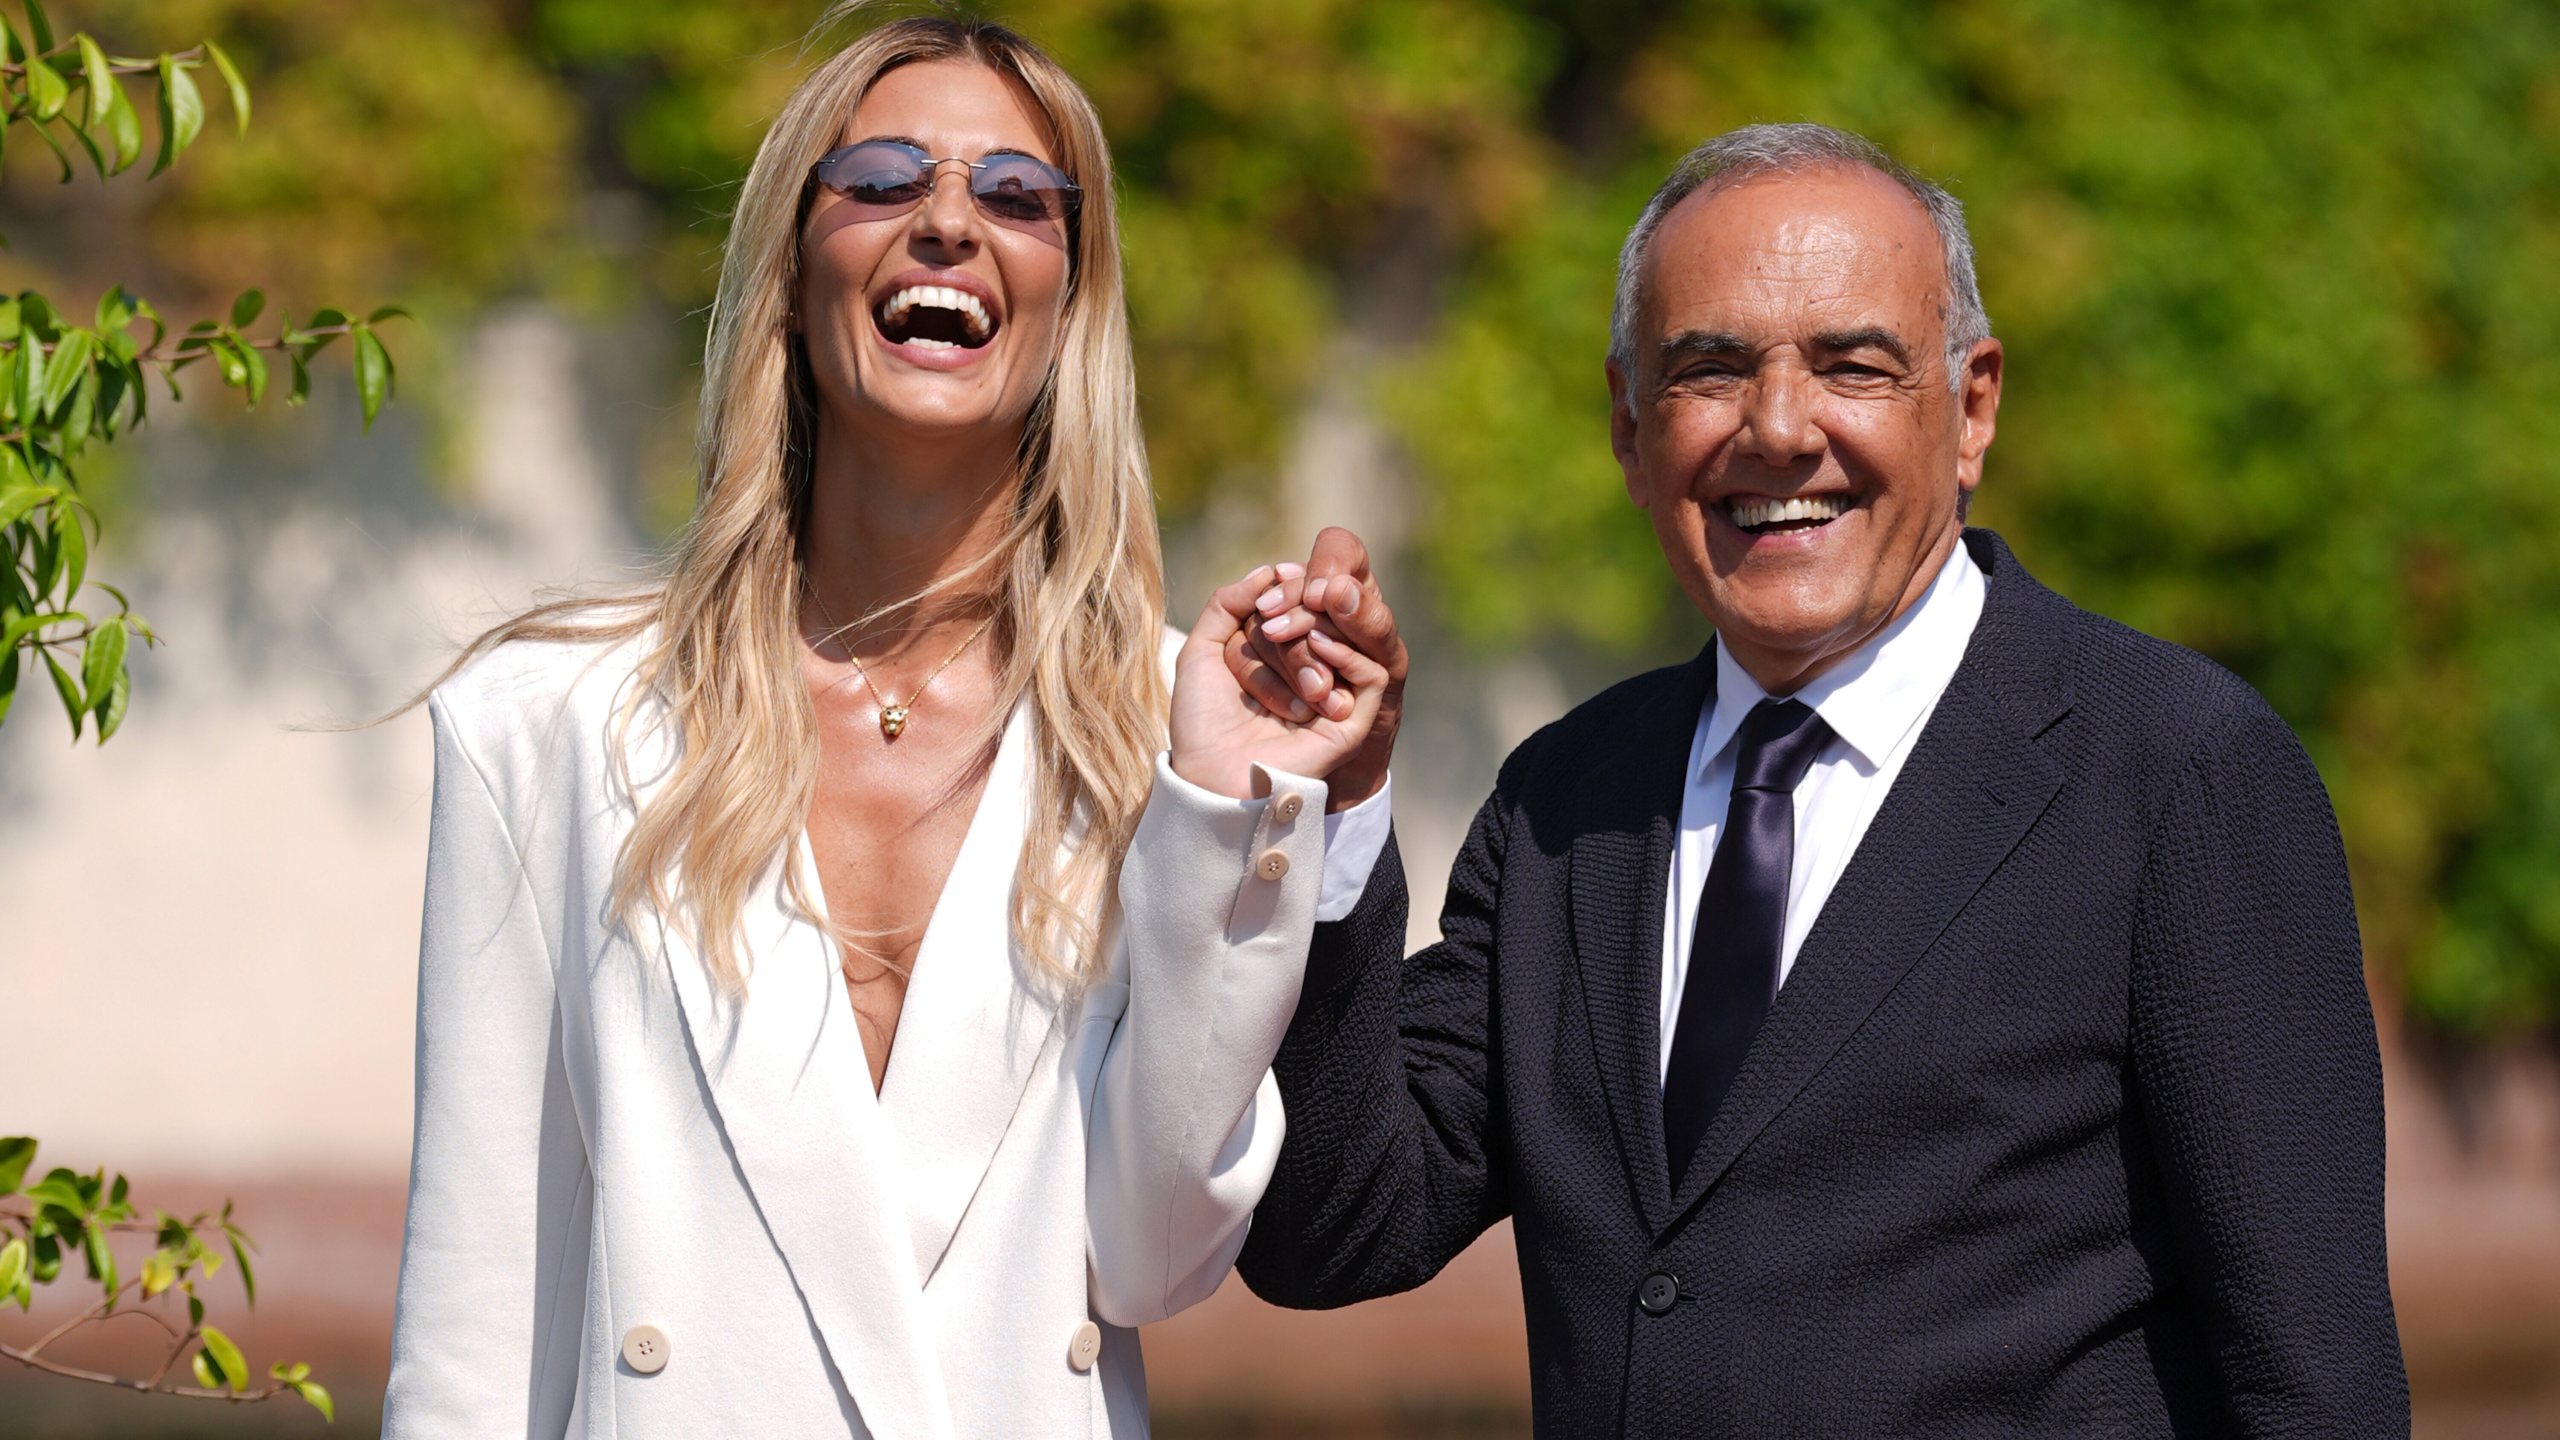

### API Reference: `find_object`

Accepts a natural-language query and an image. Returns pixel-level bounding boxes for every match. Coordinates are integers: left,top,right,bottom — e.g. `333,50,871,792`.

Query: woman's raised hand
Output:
1168,558,1393,802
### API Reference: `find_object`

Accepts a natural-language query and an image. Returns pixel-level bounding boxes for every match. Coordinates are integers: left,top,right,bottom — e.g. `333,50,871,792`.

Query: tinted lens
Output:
971,154,1077,228
819,142,931,211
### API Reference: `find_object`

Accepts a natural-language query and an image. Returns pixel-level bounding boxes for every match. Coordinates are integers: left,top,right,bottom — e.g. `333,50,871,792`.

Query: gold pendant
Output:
878,703,909,739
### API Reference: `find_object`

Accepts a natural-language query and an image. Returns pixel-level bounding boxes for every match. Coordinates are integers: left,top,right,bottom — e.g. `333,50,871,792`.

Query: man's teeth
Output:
880,284,993,341
1728,494,1851,529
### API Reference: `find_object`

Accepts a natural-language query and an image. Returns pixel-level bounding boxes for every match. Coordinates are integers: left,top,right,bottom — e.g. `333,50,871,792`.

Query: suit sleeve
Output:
382,695,591,1438
2130,693,2409,1432
1237,778,1513,1309
1085,756,1330,1327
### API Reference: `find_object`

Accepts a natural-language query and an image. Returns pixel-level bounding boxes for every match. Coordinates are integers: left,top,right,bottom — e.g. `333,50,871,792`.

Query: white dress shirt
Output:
1318,778,1393,921
1657,543,1985,1079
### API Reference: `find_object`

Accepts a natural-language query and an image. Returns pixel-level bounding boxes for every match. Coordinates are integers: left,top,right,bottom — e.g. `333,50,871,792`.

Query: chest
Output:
803,665,1005,1088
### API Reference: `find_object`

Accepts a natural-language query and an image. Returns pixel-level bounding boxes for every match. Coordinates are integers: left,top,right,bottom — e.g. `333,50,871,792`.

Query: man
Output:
1228,123,2407,1435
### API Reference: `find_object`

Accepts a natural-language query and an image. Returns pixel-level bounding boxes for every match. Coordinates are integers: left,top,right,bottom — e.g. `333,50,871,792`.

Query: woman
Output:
381,11,1388,1437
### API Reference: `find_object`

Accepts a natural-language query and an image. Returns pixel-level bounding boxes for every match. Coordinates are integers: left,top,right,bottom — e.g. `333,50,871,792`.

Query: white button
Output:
621,1323,670,1375
1068,1320,1102,1372
1272,792,1305,823
1255,848,1290,882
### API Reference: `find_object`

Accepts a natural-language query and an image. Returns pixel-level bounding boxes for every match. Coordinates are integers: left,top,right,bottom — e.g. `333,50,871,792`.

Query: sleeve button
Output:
1068,1320,1103,1372
1273,792,1305,822
1255,849,1291,882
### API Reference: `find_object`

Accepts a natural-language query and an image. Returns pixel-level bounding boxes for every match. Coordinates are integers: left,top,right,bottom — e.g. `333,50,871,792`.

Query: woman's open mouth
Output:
873,284,999,352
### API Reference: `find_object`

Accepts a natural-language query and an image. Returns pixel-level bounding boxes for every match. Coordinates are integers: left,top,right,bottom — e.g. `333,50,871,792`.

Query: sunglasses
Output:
809,140,1081,245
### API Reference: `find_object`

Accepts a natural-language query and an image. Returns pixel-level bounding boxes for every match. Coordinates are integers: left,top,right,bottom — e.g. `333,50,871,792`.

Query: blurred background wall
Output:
3,0,2556,1433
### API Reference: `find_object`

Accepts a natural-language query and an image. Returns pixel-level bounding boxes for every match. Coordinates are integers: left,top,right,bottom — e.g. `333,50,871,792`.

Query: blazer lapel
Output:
1567,646,1716,1232
655,857,957,1440
878,702,1064,1284
1663,531,2073,1230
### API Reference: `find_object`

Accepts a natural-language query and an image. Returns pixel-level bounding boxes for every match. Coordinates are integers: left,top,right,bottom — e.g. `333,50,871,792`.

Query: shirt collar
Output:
1699,538,1987,776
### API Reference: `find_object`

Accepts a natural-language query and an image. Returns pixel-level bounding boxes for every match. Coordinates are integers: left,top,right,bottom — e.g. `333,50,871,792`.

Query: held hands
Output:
1167,527,1409,808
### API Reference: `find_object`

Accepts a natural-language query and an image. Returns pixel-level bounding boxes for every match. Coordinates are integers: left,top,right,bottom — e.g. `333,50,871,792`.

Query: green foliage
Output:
0,1137,329,1418
0,3,403,746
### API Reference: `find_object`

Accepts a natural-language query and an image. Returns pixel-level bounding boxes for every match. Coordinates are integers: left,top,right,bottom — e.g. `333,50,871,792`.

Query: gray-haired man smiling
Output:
1231,123,2407,1436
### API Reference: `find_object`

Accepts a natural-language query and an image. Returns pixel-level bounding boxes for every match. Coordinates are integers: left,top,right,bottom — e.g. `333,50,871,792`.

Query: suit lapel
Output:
877,701,1063,1285
1662,531,2073,1230
657,855,958,1440
1567,646,1716,1232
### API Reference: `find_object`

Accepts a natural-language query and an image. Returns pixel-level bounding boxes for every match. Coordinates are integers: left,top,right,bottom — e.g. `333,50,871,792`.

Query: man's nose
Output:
1737,367,1827,465
910,164,979,251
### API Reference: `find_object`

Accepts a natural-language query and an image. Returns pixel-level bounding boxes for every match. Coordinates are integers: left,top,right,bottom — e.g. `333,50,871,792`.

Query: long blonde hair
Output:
421,8,1164,993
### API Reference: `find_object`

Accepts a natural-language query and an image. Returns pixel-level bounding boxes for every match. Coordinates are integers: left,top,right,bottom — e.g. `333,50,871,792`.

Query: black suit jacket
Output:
1238,530,2407,1437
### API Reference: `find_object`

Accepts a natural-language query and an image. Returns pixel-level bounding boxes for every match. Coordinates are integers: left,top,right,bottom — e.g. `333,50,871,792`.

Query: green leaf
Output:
151,54,204,178
16,318,43,415
205,40,249,136
96,661,129,741
286,352,310,406
43,650,81,739
140,1250,176,1296
191,1349,221,1390
76,34,111,127
230,288,264,329
52,501,85,600
1,14,23,66
31,1229,61,1283
25,57,67,122
186,1290,203,1327
80,615,123,717
213,335,248,388
224,1226,256,1306
352,325,391,431
102,77,141,173
0,651,16,728
0,1137,33,1195
81,1222,116,1303
42,328,92,413
27,1171,84,1216
93,286,135,334
0,1239,24,1297
239,338,268,407
367,305,413,324
23,0,52,53
290,1379,336,1422
199,1325,248,1393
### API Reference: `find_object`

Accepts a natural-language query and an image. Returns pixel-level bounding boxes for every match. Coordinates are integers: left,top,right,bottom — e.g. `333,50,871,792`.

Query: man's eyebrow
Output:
1655,330,1751,366
1812,327,1915,367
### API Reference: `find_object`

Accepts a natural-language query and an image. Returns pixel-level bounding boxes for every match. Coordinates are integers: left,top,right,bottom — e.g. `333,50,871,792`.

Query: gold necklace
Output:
805,585,996,740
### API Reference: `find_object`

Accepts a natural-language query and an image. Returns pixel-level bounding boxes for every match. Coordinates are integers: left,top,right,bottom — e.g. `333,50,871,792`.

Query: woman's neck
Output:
800,413,1017,662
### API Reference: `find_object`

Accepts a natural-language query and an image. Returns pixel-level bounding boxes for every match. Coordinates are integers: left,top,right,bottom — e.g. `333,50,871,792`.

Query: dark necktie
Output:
1661,698,1836,1182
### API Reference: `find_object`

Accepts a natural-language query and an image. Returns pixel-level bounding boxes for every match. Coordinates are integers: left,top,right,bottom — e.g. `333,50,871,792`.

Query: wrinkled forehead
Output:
842,56,1066,170
1646,166,1946,335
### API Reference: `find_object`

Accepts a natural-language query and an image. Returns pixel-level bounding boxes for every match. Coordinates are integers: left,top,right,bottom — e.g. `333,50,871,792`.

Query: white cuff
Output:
1316,776,1392,923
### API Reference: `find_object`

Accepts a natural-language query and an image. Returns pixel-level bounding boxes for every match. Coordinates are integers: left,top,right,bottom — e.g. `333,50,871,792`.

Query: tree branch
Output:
0,321,365,368
0,1340,287,1404
0,44,207,80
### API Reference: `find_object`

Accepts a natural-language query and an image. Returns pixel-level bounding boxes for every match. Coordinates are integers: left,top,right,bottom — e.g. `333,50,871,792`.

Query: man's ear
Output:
1606,358,1648,509
1954,338,2003,499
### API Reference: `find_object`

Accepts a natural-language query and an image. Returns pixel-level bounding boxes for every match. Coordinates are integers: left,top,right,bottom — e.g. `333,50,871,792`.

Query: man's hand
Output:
1170,560,1392,801
1224,527,1407,812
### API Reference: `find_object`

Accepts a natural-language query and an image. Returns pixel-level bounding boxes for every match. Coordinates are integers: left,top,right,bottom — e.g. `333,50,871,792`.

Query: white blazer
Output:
382,631,1331,1438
